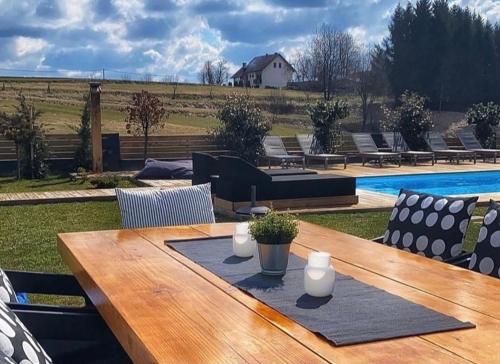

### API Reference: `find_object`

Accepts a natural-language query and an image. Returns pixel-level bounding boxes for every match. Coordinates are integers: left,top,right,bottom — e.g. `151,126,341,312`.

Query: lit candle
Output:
304,252,335,297
232,222,256,258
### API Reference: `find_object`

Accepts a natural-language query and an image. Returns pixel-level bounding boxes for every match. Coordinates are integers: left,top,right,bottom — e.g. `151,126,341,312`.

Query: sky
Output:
0,0,499,82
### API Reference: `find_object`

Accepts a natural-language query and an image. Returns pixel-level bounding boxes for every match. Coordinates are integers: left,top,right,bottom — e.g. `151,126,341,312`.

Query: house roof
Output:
231,52,295,79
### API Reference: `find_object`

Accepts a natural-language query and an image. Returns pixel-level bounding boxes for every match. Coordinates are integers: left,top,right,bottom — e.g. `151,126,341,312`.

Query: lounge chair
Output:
296,134,348,169
216,155,357,210
425,131,476,164
381,132,435,165
263,136,305,169
351,133,401,167
457,129,500,163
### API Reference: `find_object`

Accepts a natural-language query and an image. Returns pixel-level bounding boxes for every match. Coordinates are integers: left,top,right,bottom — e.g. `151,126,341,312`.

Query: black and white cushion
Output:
0,355,15,364
469,200,500,278
0,299,52,363
116,183,215,229
0,271,17,304
382,189,478,261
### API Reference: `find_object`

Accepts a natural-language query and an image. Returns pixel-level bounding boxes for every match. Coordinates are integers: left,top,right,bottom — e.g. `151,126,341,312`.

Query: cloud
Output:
0,0,498,81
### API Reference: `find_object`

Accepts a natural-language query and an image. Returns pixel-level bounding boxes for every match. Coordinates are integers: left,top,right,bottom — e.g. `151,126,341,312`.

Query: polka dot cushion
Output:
0,299,52,363
469,200,500,278
0,271,17,304
382,189,478,261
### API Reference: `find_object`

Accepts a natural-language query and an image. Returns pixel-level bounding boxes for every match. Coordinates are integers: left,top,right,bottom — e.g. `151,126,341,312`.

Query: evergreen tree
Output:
73,94,92,170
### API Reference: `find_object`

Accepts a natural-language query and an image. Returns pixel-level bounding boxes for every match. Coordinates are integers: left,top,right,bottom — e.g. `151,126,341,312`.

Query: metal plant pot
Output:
257,242,291,276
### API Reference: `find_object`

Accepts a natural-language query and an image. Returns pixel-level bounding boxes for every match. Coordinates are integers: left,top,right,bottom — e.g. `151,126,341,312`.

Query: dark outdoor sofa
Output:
192,152,317,194
215,155,356,204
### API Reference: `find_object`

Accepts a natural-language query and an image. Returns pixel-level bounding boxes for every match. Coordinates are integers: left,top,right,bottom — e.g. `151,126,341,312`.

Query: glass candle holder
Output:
304,252,335,297
232,222,256,258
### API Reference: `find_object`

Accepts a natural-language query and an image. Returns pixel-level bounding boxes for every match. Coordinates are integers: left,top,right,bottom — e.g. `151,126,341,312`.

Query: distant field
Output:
0,77,370,136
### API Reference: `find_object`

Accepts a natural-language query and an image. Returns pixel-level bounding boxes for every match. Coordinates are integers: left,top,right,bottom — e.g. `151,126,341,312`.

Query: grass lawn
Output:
0,203,484,304
0,175,137,194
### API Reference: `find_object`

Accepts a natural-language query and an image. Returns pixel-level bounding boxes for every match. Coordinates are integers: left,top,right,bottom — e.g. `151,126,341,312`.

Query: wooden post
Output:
90,82,103,173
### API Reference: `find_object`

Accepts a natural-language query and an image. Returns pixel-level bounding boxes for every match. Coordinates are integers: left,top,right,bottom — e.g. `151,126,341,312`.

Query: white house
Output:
231,53,295,88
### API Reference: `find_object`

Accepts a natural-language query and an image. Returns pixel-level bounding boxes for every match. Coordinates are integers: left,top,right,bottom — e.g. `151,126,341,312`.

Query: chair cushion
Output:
469,200,500,277
0,355,15,363
0,300,52,363
382,189,478,261
0,271,17,304
116,184,215,229
135,159,193,180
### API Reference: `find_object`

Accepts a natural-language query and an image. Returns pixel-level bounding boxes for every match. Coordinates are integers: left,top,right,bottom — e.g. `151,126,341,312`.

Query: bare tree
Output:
307,24,359,100
199,61,215,85
143,73,153,83
294,52,315,82
355,49,372,131
214,60,229,85
165,75,180,99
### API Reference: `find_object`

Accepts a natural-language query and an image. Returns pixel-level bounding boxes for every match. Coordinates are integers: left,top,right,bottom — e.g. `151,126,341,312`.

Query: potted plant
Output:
249,211,299,276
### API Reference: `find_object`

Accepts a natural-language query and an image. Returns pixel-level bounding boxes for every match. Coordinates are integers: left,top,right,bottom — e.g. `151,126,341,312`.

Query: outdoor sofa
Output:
214,155,357,212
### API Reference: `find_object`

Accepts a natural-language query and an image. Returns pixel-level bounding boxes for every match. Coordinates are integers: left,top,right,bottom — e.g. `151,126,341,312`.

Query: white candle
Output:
232,223,256,258
304,252,335,297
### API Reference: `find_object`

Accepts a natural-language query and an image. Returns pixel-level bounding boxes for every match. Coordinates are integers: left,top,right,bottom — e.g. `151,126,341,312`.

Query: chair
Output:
216,155,356,205
457,129,500,163
425,131,476,164
192,152,219,193
373,189,478,264
0,269,130,363
296,134,348,169
351,133,401,167
381,132,435,165
466,200,500,277
116,184,215,229
262,136,305,169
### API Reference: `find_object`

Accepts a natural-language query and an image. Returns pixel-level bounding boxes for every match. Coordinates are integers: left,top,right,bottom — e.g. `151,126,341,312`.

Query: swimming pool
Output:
357,170,500,196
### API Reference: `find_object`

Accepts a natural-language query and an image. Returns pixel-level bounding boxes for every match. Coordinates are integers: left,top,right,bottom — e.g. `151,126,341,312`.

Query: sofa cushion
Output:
116,184,215,229
469,200,500,277
382,189,478,261
135,159,193,180
0,299,52,363
0,271,17,304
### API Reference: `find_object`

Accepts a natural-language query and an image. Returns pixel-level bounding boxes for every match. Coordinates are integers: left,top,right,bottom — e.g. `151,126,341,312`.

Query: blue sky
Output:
0,0,499,81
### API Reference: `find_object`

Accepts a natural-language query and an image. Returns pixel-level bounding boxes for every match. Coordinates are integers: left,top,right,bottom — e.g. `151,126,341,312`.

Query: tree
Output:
199,61,215,85
165,75,180,99
213,94,271,164
214,60,229,85
355,49,372,130
73,94,92,170
0,93,48,179
466,102,500,148
125,91,168,162
307,99,349,153
382,91,433,150
305,24,359,100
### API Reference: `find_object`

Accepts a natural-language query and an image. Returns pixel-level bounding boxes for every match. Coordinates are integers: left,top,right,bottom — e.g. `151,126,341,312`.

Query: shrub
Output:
308,99,349,153
73,94,92,170
89,176,120,189
249,211,299,245
466,102,500,148
213,94,271,164
0,93,48,179
382,91,433,150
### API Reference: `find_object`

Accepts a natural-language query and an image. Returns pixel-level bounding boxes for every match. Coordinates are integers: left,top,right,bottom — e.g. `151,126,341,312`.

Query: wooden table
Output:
57,222,500,364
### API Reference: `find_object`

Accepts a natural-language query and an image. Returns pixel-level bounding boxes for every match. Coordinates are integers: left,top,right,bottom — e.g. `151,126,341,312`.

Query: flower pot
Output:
257,242,291,276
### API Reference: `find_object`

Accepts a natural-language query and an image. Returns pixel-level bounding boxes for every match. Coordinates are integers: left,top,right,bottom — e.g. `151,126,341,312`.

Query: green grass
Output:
0,175,137,194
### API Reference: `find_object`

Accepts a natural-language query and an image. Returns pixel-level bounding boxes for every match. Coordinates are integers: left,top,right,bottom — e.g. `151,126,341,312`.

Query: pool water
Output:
357,170,500,196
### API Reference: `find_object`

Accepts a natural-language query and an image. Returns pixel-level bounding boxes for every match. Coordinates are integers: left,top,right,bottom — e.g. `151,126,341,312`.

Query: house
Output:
231,53,295,88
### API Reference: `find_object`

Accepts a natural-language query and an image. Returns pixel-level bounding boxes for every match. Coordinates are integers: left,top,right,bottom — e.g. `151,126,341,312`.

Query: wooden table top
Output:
57,221,500,364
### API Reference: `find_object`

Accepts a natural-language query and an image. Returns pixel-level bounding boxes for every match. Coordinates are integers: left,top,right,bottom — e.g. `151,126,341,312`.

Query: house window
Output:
274,62,276,68
279,63,282,68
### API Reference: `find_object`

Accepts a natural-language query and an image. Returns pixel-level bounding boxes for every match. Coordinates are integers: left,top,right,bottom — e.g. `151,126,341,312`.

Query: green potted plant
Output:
249,211,299,276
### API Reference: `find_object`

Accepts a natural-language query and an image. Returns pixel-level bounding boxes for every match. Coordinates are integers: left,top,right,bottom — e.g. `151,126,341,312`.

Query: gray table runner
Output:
166,237,474,346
